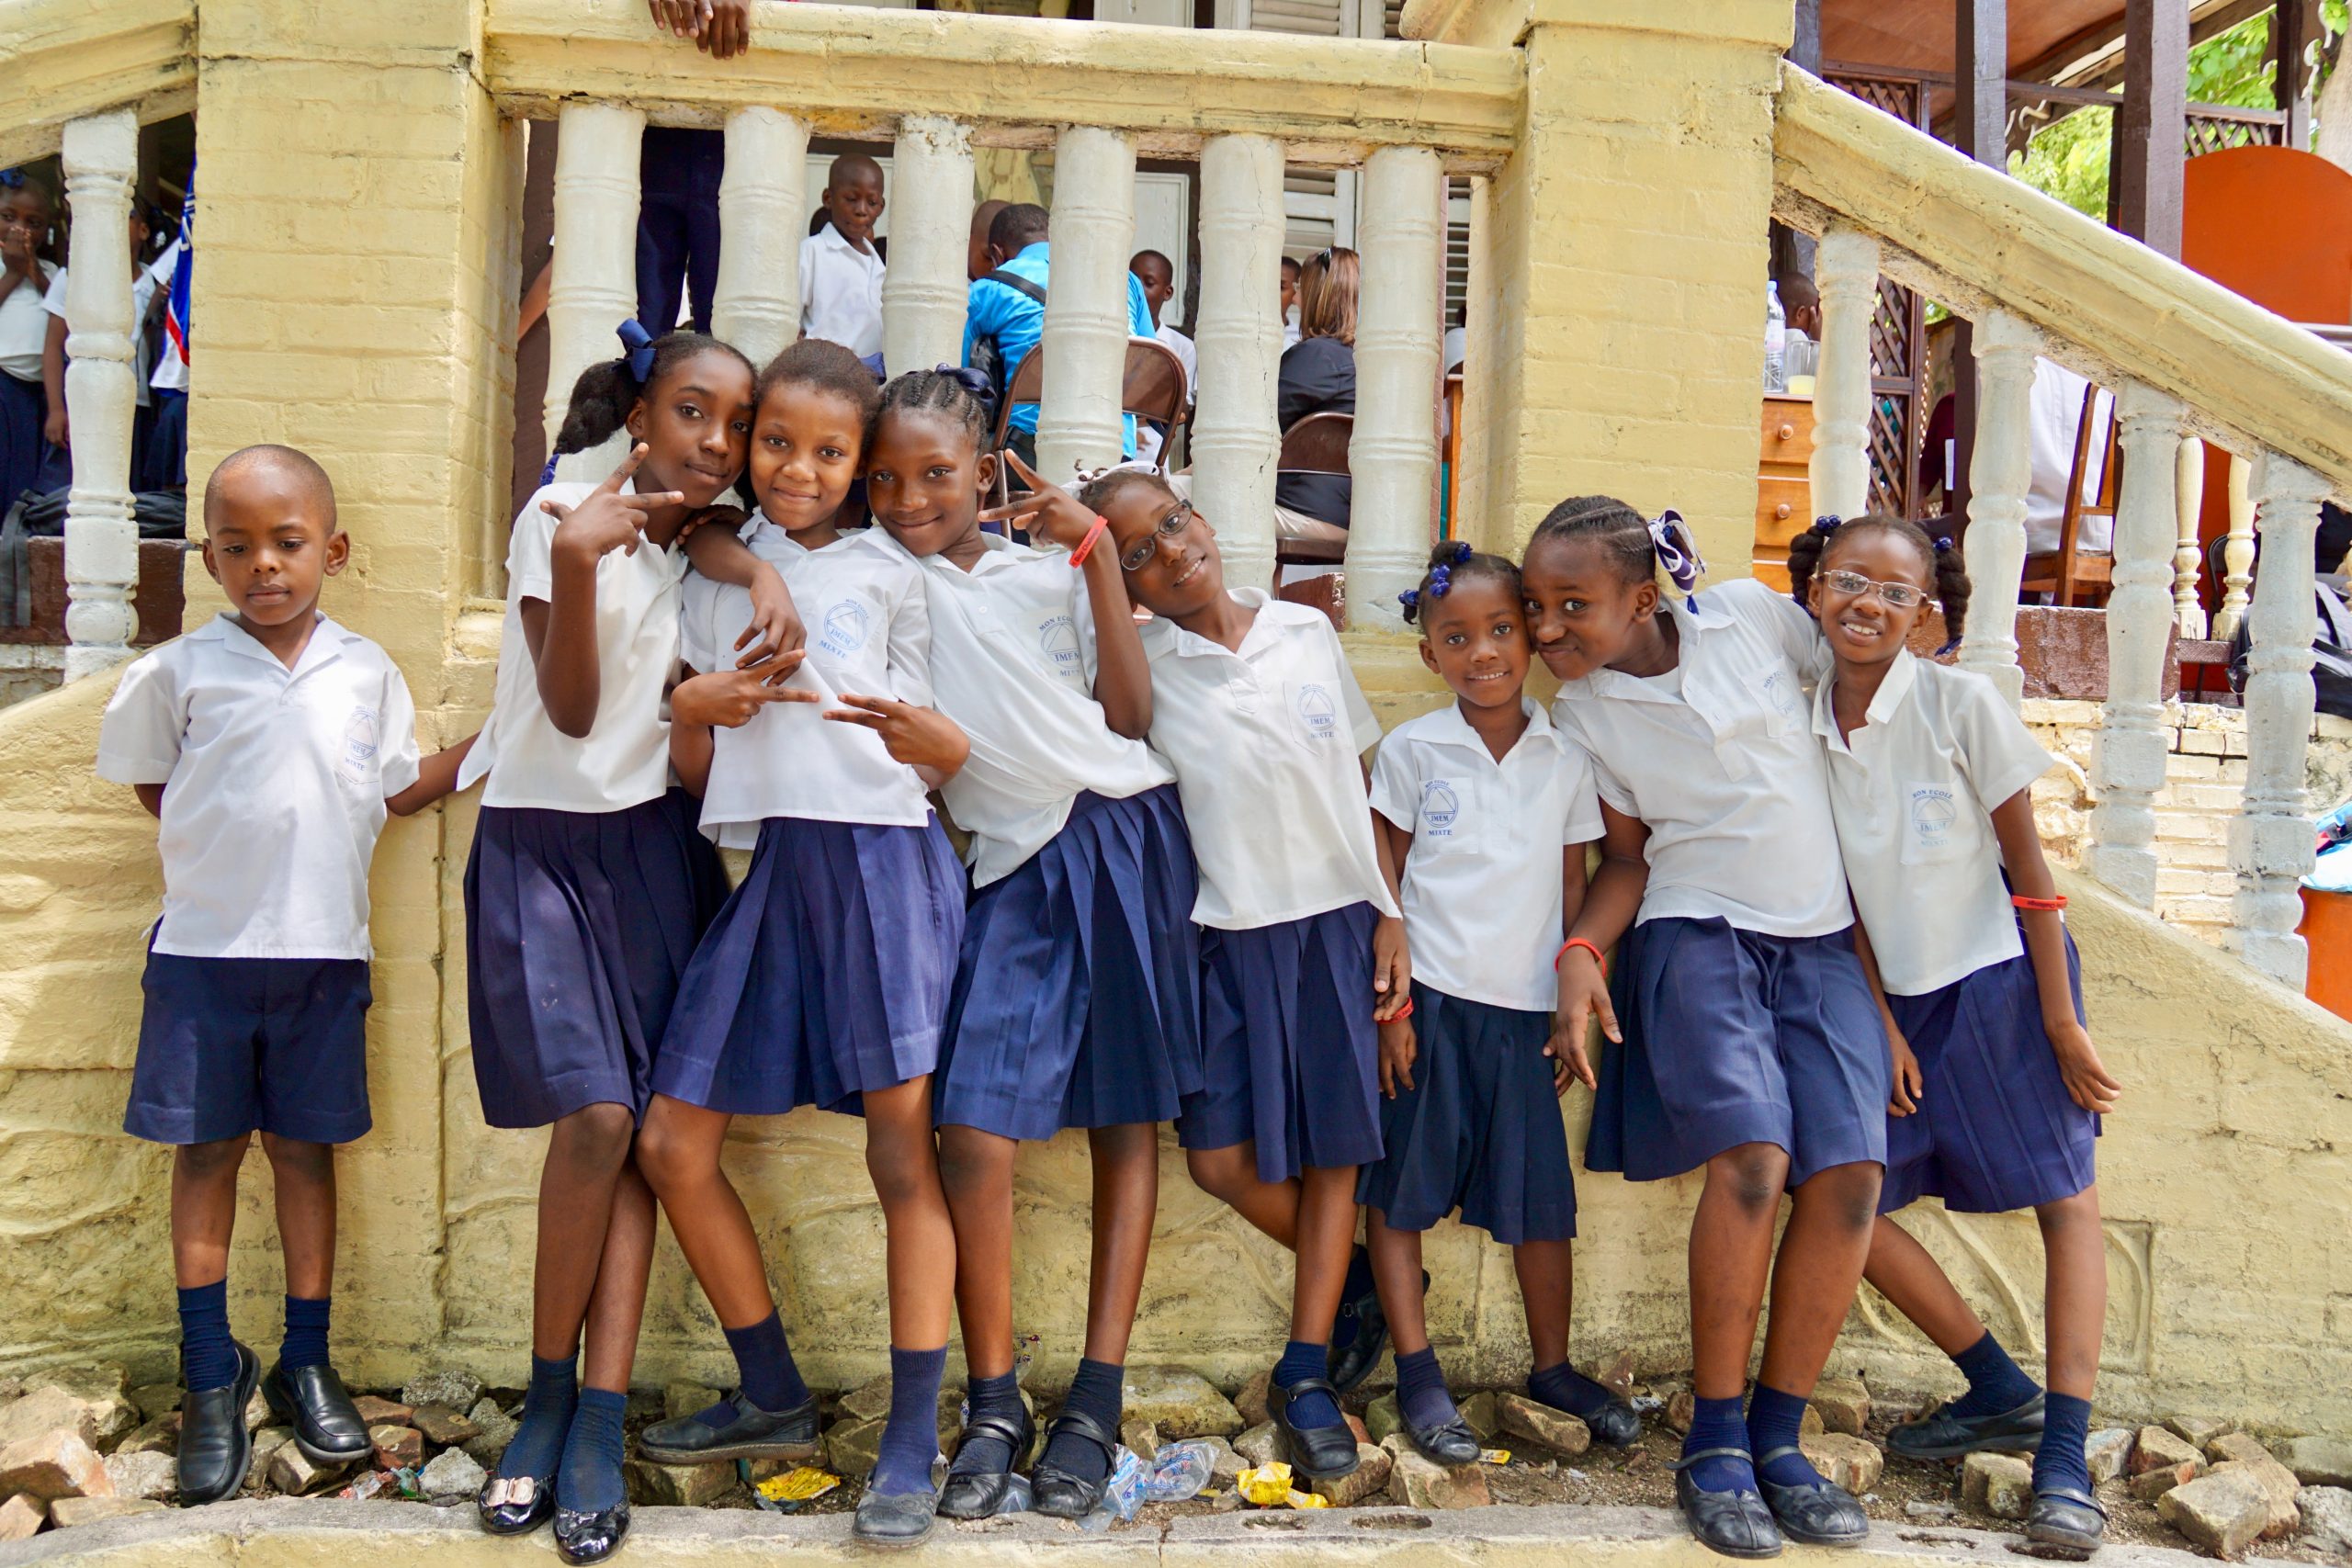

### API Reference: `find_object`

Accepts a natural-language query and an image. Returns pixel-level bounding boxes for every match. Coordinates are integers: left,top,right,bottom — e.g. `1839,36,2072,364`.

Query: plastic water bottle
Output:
1140,1440,1216,1505
1080,1446,1149,1531
1764,281,1787,392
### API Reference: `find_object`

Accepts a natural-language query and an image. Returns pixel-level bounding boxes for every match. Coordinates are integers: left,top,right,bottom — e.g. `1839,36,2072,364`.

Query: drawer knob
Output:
1775,502,1792,520
1778,423,1796,441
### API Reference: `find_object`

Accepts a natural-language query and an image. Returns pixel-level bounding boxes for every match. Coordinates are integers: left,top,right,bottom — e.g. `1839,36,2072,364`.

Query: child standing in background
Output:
799,154,888,372
0,173,61,511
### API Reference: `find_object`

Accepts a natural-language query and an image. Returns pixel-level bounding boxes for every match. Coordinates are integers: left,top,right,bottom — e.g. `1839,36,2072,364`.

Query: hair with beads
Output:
552,329,754,458
871,365,991,457
1787,511,1972,635
1398,539,1519,626
1524,494,1707,598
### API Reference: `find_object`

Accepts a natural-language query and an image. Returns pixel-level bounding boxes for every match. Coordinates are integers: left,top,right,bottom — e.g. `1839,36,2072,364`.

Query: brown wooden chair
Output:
1125,336,1190,473
1272,411,1353,570
2022,382,2119,607
987,348,1049,509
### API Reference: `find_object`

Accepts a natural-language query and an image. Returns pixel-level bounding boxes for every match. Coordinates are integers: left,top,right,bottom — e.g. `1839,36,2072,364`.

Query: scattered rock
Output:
1198,1435,1245,1487
246,1428,293,1489
417,1447,487,1500
2134,1426,2204,1477
462,1398,516,1466
2165,1415,2235,1450
2299,1486,2352,1556
50,1495,165,1528
1810,1377,1871,1437
1802,1432,1884,1495
663,1382,718,1425
2207,1434,2301,1539
0,1385,137,1451
1122,1366,1242,1438
624,1458,732,1507
1307,1442,1392,1506
1596,1353,1635,1399
370,1426,424,1471
0,1430,112,1503
1121,1416,1160,1461
1903,1499,1958,1522
401,1371,484,1414
1496,1393,1590,1457
0,1380,18,1405
28,1367,127,1404
243,1385,271,1436
1383,1436,1490,1508
1800,1404,1826,1437
824,1417,882,1477
267,1441,354,1495
2281,1438,2352,1491
1233,1370,1271,1429
352,1397,413,1427
116,1416,177,1458
2161,1468,2271,1557
1665,1391,1694,1436
1232,1423,1281,1469
1363,1393,1400,1446
0,1495,43,1541
624,1389,665,1423
1345,1412,1370,1446
102,1450,175,1502
411,1404,478,1448
2086,1427,2136,1485
2132,1461,2201,1503
1458,1391,1498,1441
1960,1451,2033,1521
128,1385,182,1424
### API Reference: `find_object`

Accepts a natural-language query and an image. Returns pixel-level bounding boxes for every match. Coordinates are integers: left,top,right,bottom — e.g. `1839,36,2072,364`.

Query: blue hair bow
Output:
1646,509,1707,599
1449,540,1472,565
1429,563,1453,598
1934,536,1955,552
1810,514,1843,537
933,364,993,398
616,319,658,383
0,169,23,189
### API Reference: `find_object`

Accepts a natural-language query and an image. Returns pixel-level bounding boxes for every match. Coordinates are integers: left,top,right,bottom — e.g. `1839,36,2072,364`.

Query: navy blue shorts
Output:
1357,985,1577,1245
1177,901,1384,1185
1587,917,1888,1188
935,785,1202,1140
125,951,373,1146
655,814,966,1117
1881,931,2098,1215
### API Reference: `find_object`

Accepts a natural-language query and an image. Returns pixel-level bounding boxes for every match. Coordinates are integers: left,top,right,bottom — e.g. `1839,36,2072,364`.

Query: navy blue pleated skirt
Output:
463,789,729,1129
1586,917,1888,1188
1177,900,1384,1185
935,785,1202,1139
0,372,57,518
655,813,967,1117
1881,930,2098,1214
1357,985,1577,1245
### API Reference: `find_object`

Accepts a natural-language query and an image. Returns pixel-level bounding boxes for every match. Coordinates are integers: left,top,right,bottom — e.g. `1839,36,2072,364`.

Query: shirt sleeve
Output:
95,649,185,785
1126,272,1152,338
1555,744,1607,844
798,235,821,335
1366,731,1418,832
1327,624,1383,753
961,278,992,367
1555,701,1637,817
1717,577,1824,671
676,573,719,675
376,657,424,798
40,268,67,319
507,487,561,604
884,560,935,710
1951,671,2054,812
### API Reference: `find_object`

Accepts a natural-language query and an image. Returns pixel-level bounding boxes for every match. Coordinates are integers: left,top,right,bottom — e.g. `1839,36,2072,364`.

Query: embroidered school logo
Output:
338,707,379,786
1037,613,1082,678
1295,682,1339,742
1758,667,1803,726
820,598,871,660
1909,785,1959,852
1420,779,1461,836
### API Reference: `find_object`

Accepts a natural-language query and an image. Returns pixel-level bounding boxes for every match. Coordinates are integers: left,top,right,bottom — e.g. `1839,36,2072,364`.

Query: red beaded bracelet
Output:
1069,514,1110,568
2010,894,2067,911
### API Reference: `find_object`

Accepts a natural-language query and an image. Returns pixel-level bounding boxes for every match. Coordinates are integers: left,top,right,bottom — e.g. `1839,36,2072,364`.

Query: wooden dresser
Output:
1753,394,1813,592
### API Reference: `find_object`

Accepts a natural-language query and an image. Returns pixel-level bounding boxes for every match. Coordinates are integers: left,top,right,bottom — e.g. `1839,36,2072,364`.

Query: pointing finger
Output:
596,444,650,496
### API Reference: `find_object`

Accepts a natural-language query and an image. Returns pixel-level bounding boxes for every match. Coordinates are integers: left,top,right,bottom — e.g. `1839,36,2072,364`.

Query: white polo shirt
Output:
96,614,423,960
0,260,58,382
1137,589,1397,931
799,223,887,361
1814,649,2054,996
1551,579,1849,939
458,480,685,813
1370,699,1604,1012
889,530,1173,887
680,525,933,846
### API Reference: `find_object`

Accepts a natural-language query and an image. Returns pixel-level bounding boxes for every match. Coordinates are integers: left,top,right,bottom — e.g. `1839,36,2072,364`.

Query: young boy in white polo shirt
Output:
798,153,888,370
96,445,472,1508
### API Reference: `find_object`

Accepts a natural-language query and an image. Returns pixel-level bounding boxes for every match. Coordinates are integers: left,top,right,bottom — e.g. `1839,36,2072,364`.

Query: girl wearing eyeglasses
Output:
1792,513,2116,1560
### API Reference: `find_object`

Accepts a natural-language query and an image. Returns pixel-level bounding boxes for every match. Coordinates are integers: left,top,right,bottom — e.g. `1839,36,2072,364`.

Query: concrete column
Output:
1806,224,1878,525
1345,145,1444,631
712,107,808,371
883,116,976,380
1956,310,2037,706
57,109,141,683
1190,133,1285,593
2213,451,2256,639
1035,125,1136,487
548,101,644,481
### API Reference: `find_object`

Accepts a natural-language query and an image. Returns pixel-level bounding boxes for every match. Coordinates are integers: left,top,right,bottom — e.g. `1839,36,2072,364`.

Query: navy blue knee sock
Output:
1040,1358,1124,1484
1680,1393,1756,1494
717,1312,808,1417
280,1294,330,1372
946,1370,1024,1477
1394,1347,1457,1431
496,1353,579,1482
1528,1359,1617,1421
2032,1393,2094,1496
177,1280,236,1392
557,1387,628,1512
870,1346,947,1497
1274,1339,1342,1429
1748,1383,1826,1488
1947,1331,2041,1419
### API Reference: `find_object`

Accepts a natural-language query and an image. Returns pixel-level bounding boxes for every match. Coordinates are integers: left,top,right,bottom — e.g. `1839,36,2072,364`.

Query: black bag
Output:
2227,576,2352,721
15,485,187,540
969,268,1046,427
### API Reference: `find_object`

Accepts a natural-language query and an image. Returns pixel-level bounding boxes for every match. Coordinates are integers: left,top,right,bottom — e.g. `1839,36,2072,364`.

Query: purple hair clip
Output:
616,319,658,383
1934,536,1955,552
1810,514,1843,536
0,169,23,189
1450,540,1473,565
933,364,993,398
1397,587,1421,611
1646,509,1707,601
1429,563,1453,598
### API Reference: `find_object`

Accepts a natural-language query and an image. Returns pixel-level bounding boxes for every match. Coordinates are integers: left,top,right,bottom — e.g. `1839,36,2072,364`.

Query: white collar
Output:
1159,586,1283,660
196,610,353,678
1813,647,1919,750
1415,694,1561,761
1561,594,1720,706
813,221,878,262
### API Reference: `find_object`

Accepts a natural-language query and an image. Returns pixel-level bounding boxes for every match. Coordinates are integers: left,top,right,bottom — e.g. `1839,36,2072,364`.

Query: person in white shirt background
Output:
40,200,169,475
1128,249,1194,468
2025,356,2112,559
798,153,888,374
0,174,62,511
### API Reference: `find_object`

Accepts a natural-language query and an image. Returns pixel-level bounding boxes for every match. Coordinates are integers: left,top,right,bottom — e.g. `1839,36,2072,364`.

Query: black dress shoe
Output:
478,1471,556,1538
936,1404,1035,1520
1584,1396,1644,1450
1671,1448,1782,1560
264,1361,371,1465
2027,1484,2108,1558
1887,1391,2044,1461
1403,1412,1483,1467
637,1391,818,1466
1329,1262,1422,1394
1755,1448,1870,1547
552,1502,629,1565
1268,1374,1359,1481
853,1485,939,1550
1031,1408,1118,1519
176,1340,260,1507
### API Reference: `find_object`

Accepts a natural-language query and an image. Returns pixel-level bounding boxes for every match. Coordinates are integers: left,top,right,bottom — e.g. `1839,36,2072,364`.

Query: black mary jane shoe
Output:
176,1340,261,1507
2027,1484,2108,1559
1403,1411,1483,1468
552,1501,630,1566
1886,1391,2045,1461
637,1390,819,1467
477,1470,557,1539
1671,1448,1782,1561
1329,1261,1423,1395
1268,1374,1360,1481
1755,1447,1870,1547
936,1404,1036,1520
853,1485,940,1550
1030,1408,1120,1520
1583,1395,1645,1450
264,1361,372,1466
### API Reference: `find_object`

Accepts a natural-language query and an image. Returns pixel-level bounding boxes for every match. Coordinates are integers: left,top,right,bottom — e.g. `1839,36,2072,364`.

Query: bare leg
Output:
1689,1142,1790,1399
1290,1166,1359,1345
936,1124,1017,1380
863,1077,958,1347
2037,1187,2105,1401
636,1095,775,1330
171,1134,254,1289
259,1134,336,1302
529,1102,639,1362
580,1157,657,1393
1184,1143,1301,1248
1081,1123,1159,1365
1755,1160,1882,1396
1513,1239,1575,1371
1364,1207,1428,1355
1862,1214,1988,1357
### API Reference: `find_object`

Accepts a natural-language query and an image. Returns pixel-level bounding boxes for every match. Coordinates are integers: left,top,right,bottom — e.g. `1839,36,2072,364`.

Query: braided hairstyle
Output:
551,329,754,457
1398,538,1519,625
871,365,991,456
1787,512,1971,636
1525,495,1706,597
757,337,881,427
1074,467,1179,518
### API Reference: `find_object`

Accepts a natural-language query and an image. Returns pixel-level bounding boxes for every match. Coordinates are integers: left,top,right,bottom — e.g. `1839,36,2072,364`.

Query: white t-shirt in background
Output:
799,223,887,362
0,260,59,382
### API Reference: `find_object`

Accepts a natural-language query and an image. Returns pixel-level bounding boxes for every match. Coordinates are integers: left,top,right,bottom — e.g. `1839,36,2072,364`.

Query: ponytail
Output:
551,321,753,458
1398,538,1519,625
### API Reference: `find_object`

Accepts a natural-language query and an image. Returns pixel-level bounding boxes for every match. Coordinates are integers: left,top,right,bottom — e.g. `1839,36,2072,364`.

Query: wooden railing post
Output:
2213,451,2255,639
881,116,975,380
1808,223,1878,524
1957,310,2037,706
547,103,646,482
1035,126,1136,487
1190,133,1285,594
712,107,808,371
58,109,141,682
2174,434,2208,637
1346,144,1445,631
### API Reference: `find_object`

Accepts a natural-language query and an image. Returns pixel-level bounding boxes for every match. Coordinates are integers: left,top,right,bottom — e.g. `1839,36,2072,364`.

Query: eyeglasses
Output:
1120,500,1194,572
1820,569,1932,609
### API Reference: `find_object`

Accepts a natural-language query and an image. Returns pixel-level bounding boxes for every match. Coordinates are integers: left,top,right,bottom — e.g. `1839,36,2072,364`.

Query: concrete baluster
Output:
712,108,808,370
1190,134,1285,596
1956,310,2037,707
2174,434,2208,637
58,109,141,682
882,116,975,381
1345,145,1444,631
1034,126,1136,487
2213,451,2255,639
1807,224,1878,525
547,102,646,483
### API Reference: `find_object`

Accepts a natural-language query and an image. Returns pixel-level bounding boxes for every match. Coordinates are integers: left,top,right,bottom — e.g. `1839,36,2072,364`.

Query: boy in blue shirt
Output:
962,203,1152,469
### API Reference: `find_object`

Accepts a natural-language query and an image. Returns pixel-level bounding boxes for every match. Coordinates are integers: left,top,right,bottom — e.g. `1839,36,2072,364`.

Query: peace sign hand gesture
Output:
672,652,820,730
978,454,1102,553
825,694,971,780
544,445,684,567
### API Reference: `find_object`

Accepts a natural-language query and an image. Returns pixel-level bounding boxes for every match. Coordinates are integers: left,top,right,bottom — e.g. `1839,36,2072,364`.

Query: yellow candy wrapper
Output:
1481,1449,1511,1466
1283,1489,1330,1509
1237,1461,1295,1506
755,1467,841,1504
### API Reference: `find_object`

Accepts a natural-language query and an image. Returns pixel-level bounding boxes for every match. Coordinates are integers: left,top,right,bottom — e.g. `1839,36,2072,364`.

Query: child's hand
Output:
827,694,971,777
1378,1015,1418,1100
978,454,1103,553
678,502,748,544
1554,945,1620,1049
544,445,683,564
736,559,808,664
42,406,67,449
1888,1025,1924,1116
1371,915,1411,1021
698,0,749,56
1543,1014,1597,1097
647,0,705,38
2048,1017,2121,1114
672,656,817,729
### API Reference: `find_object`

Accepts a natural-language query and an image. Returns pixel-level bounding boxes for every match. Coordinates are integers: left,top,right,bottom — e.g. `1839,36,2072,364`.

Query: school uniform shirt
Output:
1156,322,1198,399
43,262,164,407
96,614,423,960
1551,578,1849,940
798,222,887,361
1369,699,1603,1012
679,524,933,846
457,479,686,813
1136,588,1397,931
0,261,59,382
1814,649,2055,996
887,529,1172,886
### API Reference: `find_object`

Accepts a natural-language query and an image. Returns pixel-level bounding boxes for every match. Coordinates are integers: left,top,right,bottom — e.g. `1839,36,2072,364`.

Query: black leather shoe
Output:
1585,1396,1644,1450
1269,1374,1359,1481
1887,1391,2044,1461
936,1404,1035,1520
853,1486,939,1550
1755,1448,1870,1547
478,1471,556,1538
1329,1260,1421,1394
176,1340,260,1507
1031,1408,1118,1519
1403,1412,1483,1467
264,1361,371,1465
552,1502,629,1565
1671,1449,1782,1560
2027,1484,2108,1558
637,1390,818,1466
